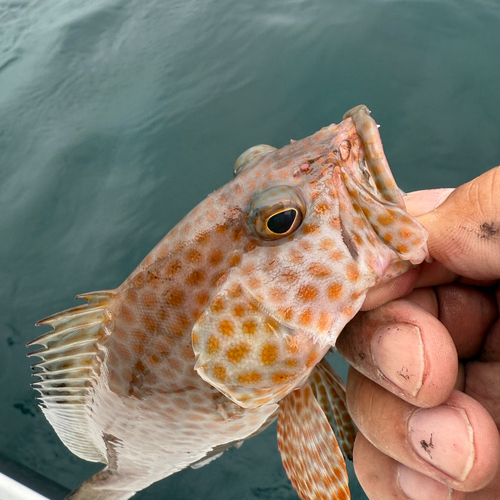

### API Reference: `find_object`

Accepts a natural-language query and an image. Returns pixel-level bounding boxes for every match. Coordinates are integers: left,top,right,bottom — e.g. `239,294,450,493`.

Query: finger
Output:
346,370,500,492
404,188,455,217
362,267,421,311
353,432,463,500
337,294,458,407
417,166,500,280
435,284,498,359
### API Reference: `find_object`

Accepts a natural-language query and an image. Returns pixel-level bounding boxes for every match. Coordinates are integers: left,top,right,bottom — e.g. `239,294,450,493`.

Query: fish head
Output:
192,106,428,409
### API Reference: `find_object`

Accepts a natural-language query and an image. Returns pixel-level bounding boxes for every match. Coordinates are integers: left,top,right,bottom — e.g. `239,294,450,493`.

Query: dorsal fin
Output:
27,291,117,463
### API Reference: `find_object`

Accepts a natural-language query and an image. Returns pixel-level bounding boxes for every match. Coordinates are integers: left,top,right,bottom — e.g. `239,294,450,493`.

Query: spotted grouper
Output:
28,105,428,500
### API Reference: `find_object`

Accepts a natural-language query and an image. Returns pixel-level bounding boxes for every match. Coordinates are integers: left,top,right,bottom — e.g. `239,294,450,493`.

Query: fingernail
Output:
371,323,424,396
398,464,453,500
409,406,474,481
404,188,454,216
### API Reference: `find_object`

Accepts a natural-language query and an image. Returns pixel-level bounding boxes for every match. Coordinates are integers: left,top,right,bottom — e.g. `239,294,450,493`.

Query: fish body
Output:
29,106,428,500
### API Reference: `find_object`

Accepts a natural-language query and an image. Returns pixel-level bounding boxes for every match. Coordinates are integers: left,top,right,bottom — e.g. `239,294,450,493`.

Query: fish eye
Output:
249,187,305,241
266,209,300,235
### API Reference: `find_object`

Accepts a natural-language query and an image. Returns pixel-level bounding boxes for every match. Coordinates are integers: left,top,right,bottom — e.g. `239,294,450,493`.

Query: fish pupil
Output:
267,209,297,234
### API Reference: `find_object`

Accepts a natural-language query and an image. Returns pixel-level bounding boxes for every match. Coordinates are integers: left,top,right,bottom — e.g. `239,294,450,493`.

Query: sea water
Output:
1,0,500,498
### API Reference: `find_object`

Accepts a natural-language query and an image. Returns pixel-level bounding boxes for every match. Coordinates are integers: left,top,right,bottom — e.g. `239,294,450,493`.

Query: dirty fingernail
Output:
398,464,453,500
371,323,424,396
409,406,474,481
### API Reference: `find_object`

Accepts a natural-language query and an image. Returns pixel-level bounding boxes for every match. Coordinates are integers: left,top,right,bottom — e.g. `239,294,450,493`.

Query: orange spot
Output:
277,307,293,321
383,233,394,244
233,304,246,317
233,227,245,241
133,273,144,289
245,240,258,252
212,364,227,382
396,243,409,253
166,260,182,276
242,264,256,275
206,335,220,355
378,213,395,226
229,254,241,267
306,350,319,368
329,217,341,230
320,238,335,251
165,289,185,307
120,306,134,324
242,320,257,335
399,214,413,225
285,358,298,367
135,360,146,372
207,209,218,221
362,207,371,218
186,249,202,263
289,249,304,264
238,371,262,384
186,269,205,286
226,343,250,364
308,263,331,277
317,311,333,332
147,272,161,288
158,308,169,321
399,229,412,239
196,292,209,307
352,231,364,246
133,343,145,355
228,284,243,298
346,262,360,282
155,341,170,357
126,289,137,303
329,250,344,261
302,223,319,235
133,329,147,343
192,332,199,346
297,285,318,302
216,223,227,234
195,231,210,244
209,249,223,266
342,305,354,317
314,202,330,215
269,286,285,302
261,343,278,365
248,277,261,289
218,320,234,336
141,292,156,308
272,372,295,385
328,283,343,301
285,336,300,354
299,309,313,326
299,240,312,252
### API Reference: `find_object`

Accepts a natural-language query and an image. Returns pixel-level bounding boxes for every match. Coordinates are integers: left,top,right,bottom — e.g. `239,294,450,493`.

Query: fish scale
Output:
28,105,428,500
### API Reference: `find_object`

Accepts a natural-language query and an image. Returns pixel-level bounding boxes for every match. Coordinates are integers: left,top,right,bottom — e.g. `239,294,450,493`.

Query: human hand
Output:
336,166,500,499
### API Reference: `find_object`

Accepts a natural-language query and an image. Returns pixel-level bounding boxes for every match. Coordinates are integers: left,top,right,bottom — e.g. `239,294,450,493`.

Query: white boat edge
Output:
0,472,51,500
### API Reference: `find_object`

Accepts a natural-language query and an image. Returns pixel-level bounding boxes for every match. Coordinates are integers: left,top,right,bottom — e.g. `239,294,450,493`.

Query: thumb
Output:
418,166,500,280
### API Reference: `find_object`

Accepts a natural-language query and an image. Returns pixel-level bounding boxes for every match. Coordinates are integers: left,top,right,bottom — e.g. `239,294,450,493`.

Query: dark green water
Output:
1,0,500,499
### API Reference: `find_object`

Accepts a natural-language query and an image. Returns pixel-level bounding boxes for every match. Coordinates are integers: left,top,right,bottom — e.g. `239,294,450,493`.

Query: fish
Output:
28,105,428,500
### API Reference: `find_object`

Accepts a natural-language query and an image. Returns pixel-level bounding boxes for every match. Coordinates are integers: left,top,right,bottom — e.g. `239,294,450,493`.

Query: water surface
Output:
1,0,500,498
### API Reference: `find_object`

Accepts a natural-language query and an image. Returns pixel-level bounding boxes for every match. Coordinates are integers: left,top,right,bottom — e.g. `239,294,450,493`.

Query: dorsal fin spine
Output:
27,290,117,463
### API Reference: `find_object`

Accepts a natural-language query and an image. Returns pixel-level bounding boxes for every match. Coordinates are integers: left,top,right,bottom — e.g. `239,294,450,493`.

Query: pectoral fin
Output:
309,358,356,460
277,382,350,500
